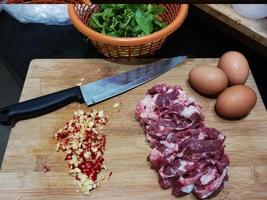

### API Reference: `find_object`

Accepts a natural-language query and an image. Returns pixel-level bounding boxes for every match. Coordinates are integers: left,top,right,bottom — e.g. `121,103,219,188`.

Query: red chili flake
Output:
79,151,84,157
65,153,73,160
57,130,68,139
109,172,112,179
91,152,97,159
68,163,74,169
55,110,109,193
42,164,49,173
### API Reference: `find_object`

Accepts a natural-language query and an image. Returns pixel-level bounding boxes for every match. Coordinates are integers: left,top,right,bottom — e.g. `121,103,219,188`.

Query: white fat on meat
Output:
166,88,174,93
178,159,194,172
181,106,200,119
159,159,194,179
194,167,229,199
159,125,165,131
146,133,158,145
198,132,206,140
181,184,195,193
178,90,187,100
146,133,160,146
179,90,196,106
176,147,187,158
150,148,163,161
159,167,174,178
139,94,159,120
171,89,187,104
166,154,176,163
200,168,217,185
160,140,179,155
218,133,225,140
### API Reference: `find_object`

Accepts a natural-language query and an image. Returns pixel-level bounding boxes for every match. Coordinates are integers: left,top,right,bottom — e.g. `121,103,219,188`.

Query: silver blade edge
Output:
81,56,187,105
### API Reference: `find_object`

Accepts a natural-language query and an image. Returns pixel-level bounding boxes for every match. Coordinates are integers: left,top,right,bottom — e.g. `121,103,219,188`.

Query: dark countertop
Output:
0,5,266,166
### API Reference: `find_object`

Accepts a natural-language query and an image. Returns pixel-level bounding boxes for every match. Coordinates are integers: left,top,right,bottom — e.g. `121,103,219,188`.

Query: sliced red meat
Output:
136,84,230,199
158,176,176,189
172,171,203,197
136,93,159,125
149,148,168,170
147,84,169,95
193,167,229,199
197,167,218,186
159,159,195,179
188,139,224,154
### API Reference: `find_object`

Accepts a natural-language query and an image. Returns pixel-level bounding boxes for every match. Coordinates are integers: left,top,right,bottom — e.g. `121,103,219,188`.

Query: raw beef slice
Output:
136,84,230,199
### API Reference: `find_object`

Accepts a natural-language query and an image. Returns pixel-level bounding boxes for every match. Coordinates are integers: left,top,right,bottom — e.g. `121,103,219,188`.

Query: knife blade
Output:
0,56,186,125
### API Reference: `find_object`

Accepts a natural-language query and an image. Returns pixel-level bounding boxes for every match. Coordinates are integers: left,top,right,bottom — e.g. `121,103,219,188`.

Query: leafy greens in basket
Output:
89,4,166,37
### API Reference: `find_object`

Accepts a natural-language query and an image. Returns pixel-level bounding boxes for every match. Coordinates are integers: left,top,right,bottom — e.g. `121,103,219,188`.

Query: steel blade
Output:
80,56,187,105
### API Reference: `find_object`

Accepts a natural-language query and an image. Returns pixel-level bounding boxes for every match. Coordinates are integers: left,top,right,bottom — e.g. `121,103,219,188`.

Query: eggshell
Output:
215,85,257,119
218,51,249,85
189,66,228,96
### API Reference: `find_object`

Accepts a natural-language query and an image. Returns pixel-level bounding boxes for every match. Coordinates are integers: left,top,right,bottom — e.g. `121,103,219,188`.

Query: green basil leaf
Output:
151,5,165,15
134,10,153,35
90,4,166,37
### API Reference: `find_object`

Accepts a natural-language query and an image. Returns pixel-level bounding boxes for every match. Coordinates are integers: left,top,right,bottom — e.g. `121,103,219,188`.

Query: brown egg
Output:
218,51,249,85
189,66,228,96
215,85,257,119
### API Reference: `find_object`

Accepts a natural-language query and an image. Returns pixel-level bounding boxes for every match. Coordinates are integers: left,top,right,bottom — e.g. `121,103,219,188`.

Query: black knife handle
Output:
0,86,84,126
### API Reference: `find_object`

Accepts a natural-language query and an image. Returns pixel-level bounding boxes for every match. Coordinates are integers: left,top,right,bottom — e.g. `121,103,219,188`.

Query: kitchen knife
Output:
0,56,186,126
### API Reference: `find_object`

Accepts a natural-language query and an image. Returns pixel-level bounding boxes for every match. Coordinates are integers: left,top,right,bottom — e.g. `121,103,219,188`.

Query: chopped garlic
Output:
66,149,72,154
84,151,91,159
75,83,83,86
98,110,104,118
99,174,105,181
95,68,101,74
112,102,121,108
77,110,85,116
55,109,108,195
88,121,94,128
69,168,81,174
102,163,108,170
56,143,61,151
91,146,98,153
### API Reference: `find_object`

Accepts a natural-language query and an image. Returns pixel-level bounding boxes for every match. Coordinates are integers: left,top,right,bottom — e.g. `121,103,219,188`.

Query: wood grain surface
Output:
0,58,267,200
194,4,267,48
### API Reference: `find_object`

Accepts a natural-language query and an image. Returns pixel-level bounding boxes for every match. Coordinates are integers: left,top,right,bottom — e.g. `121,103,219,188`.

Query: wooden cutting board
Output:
1,58,267,200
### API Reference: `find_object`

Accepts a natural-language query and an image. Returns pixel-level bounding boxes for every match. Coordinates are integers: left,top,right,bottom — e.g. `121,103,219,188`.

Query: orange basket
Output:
68,4,188,58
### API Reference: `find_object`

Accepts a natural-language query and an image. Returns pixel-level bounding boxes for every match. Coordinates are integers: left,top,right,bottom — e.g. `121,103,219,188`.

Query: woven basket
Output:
68,4,188,58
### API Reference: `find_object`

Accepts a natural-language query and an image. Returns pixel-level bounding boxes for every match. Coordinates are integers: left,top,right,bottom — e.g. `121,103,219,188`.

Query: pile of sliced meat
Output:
136,84,229,199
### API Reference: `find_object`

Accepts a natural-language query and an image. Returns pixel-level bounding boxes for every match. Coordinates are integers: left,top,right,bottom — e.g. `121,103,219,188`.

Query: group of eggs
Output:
189,51,257,119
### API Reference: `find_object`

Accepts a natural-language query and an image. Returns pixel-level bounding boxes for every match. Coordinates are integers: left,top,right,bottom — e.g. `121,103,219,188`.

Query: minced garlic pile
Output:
55,110,108,195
